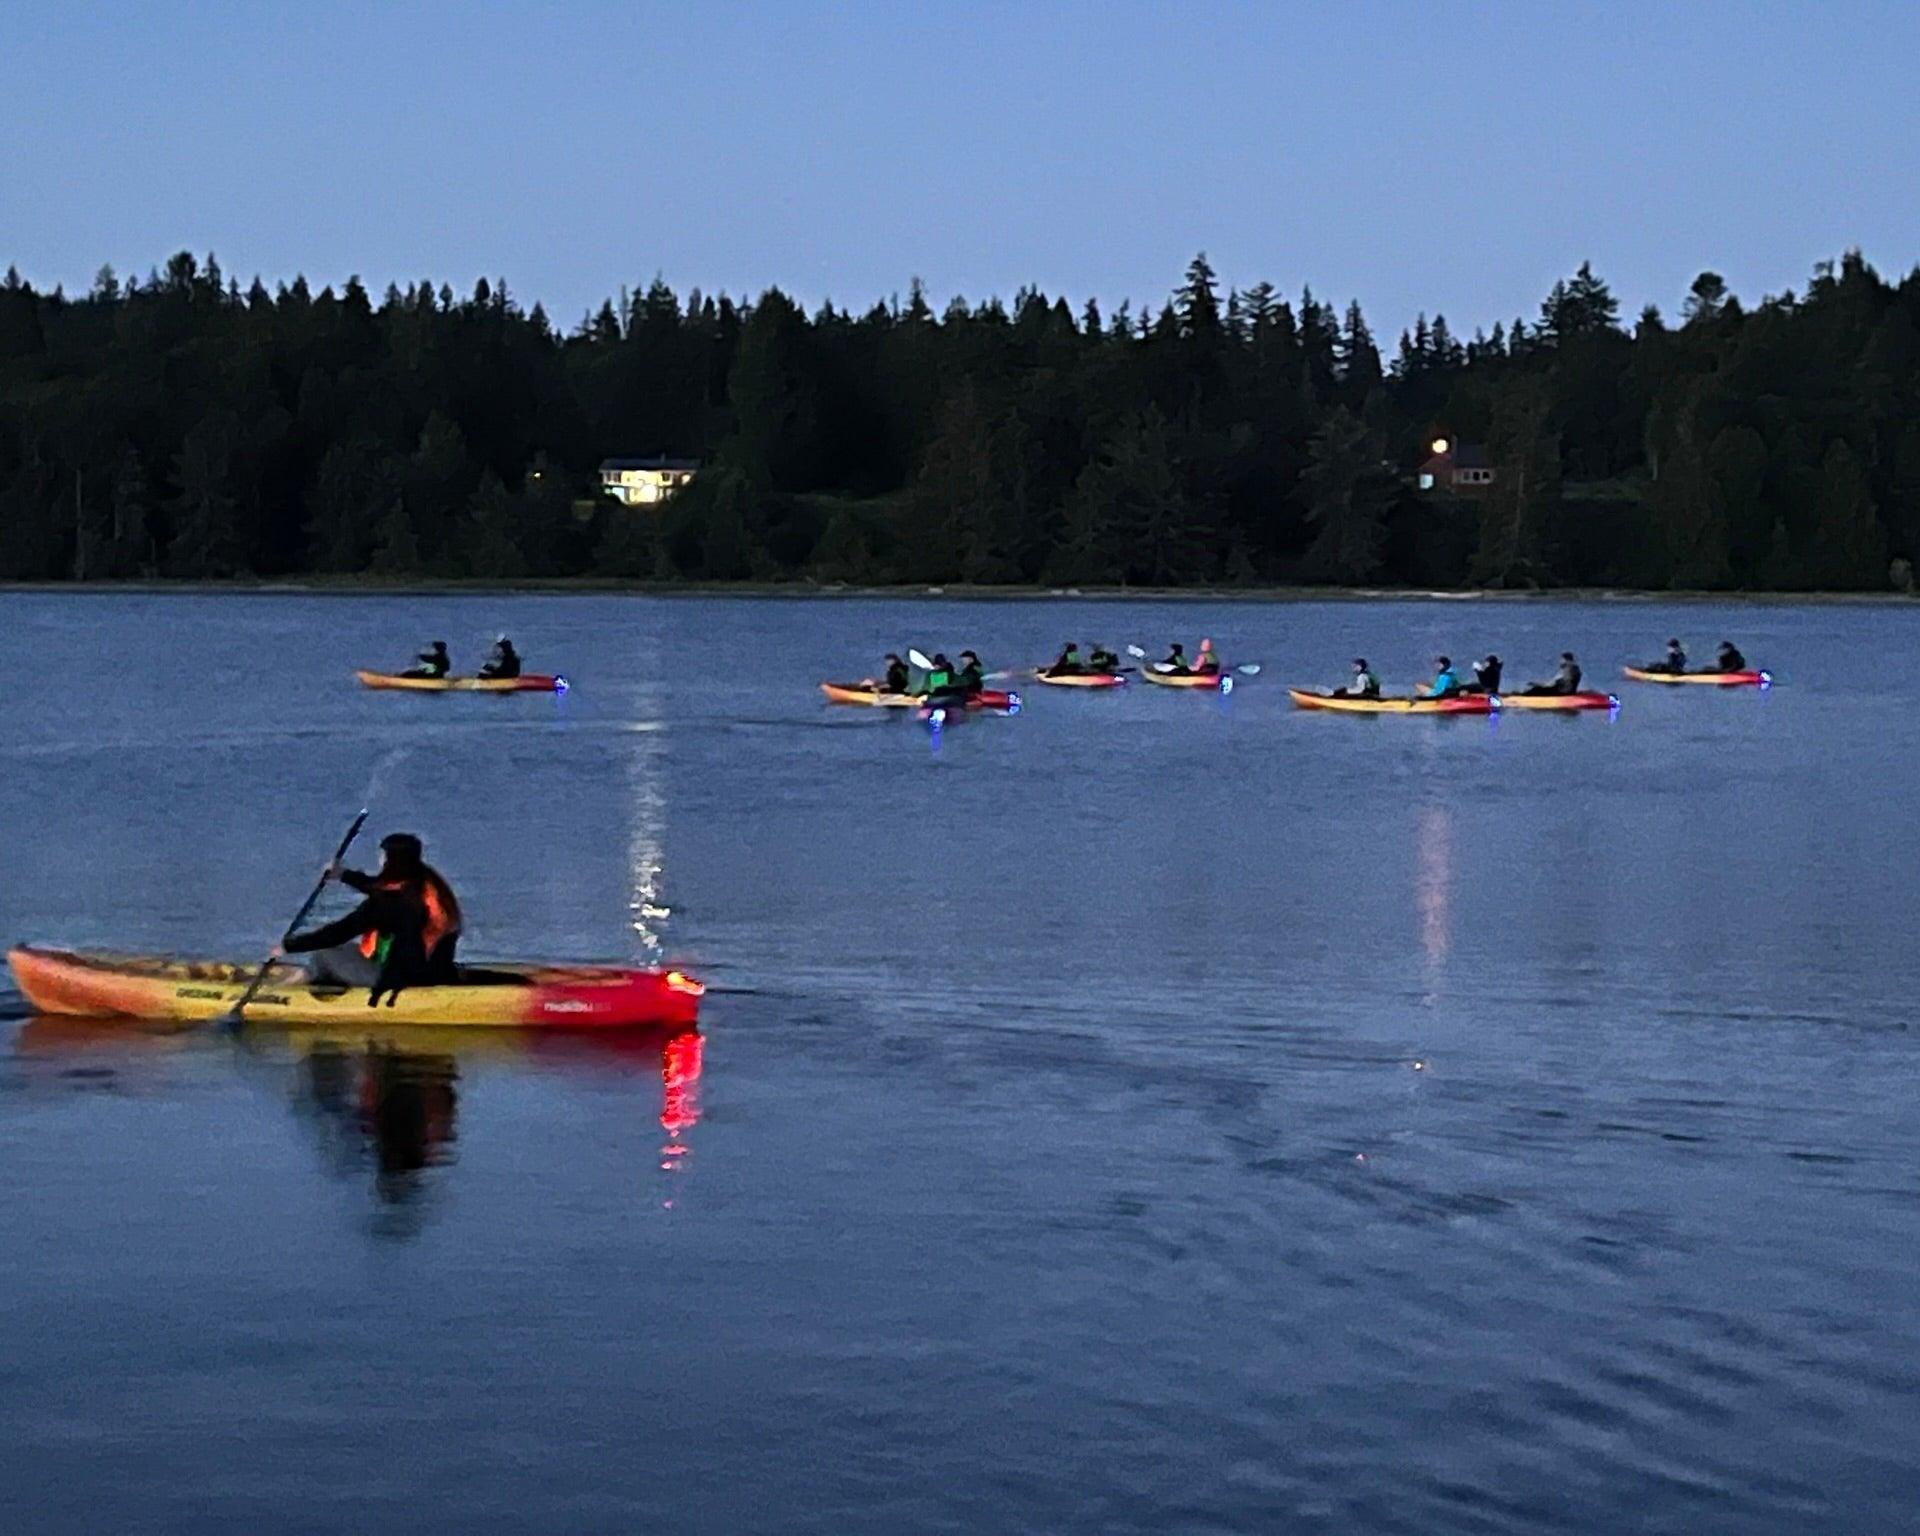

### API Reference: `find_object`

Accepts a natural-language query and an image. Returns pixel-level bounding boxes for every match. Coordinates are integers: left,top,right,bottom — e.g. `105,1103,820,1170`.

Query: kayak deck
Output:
821,682,1015,710
1288,689,1492,714
1493,691,1619,711
1030,670,1126,688
1622,667,1770,687
357,670,568,693
7,945,702,1029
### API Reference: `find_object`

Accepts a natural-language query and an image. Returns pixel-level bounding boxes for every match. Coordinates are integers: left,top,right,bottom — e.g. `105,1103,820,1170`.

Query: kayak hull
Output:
357,670,567,693
821,682,1014,710
1288,689,1493,714
1621,667,1770,687
1493,691,1619,711
6,945,703,1030
1141,668,1228,690
1031,671,1126,688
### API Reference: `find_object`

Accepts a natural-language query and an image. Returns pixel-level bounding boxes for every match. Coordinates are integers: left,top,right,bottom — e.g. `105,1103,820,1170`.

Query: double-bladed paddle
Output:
1124,644,1261,676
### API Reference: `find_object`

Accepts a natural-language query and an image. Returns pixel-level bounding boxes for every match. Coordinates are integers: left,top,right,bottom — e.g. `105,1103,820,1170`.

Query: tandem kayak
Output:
1288,689,1493,714
1030,671,1126,688
1140,668,1230,691
1492,691,1619,711
357,670,568,693
820,682,1015,710
1621,667,1771,687
6,945,703,1030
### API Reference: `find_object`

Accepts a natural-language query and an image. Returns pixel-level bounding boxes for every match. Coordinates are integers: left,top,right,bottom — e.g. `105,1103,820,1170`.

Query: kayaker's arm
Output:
282,898,383,955
335,867,378,896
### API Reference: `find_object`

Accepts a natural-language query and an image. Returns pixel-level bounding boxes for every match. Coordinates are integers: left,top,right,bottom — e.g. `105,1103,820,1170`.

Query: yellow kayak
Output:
1493,691,1619,711
7,945,703,1030
357,670,568,693
819,682,924,706
1030,670,1126,688
1288,688,1493,714
1622,666,1771,687
1141,668,1229,690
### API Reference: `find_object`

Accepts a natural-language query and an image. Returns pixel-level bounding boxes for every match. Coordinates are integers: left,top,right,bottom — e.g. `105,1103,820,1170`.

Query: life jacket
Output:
358,870,459,959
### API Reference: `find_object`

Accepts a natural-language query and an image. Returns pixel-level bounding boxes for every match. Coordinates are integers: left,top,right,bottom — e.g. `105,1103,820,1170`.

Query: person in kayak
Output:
1716,641,1747,672
954,650,986,696
1161,643,1191,673
1333,658,1381,699
479,635,521,679
1048,642,1085,676
921,652,955,695
1423,656,1463,698
1467,654,1503,694
404,641,451,679
1649,638,1687,674
880,653,912,694
1088,645,1120,673
279,832,464,1003
1522,652,1583,696
1192,638,1221,676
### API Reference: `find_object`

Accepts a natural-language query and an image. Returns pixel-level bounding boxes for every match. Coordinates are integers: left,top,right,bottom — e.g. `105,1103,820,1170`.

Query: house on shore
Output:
1415,439,1496,495
599,456,699,507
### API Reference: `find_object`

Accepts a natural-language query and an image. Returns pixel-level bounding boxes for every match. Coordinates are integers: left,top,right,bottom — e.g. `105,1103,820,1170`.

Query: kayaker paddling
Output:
882,653,911,694
1649,638,1687,675
277,832,464,1005
1047,642,1085,676
1087,645,1120,673
479,635,521,679
1717,640,1747,672
1466,654,1503,695
1522,652,1583,696
1161,642,1190,674
1192,638,1221,676
1333,658,1381,699
1423,655,1463,699
404,641,451,680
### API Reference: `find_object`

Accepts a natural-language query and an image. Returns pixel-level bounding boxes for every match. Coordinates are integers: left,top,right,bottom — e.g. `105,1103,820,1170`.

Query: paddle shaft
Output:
224,809,369,1022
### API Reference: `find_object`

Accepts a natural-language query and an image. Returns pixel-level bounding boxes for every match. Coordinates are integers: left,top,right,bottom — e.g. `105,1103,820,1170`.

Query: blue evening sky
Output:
4,1,1916,342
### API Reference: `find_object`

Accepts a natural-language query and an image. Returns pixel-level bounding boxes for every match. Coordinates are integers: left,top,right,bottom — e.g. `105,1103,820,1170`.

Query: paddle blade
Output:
1235,663,1261,676
908,648,934,671
1125,644,1147,659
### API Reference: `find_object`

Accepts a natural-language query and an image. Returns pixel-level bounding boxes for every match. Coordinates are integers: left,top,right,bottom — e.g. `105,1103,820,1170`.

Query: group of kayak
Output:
1292,638,1767,715
822,636,1243,711
357,636,570,693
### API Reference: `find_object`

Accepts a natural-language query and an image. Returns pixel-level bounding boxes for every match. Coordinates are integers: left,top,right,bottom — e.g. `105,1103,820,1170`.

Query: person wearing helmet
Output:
1047,642,1085,676
281,832,464,1001
1334,658,1381,699
1191,638,1221,677
403,641,451,679
479,635,521,680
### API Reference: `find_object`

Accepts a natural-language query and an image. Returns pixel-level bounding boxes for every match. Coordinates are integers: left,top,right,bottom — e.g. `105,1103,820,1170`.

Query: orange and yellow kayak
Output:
1031,671,1126,688
1288,688,1492,714
1621,667,1770,687
6,945,702,1030
1140,668,1229,690
820,682,1016,709
357,670,568,693
1494,691,1619,711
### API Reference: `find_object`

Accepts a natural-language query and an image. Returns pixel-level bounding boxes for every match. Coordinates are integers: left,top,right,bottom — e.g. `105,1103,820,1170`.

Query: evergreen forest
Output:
1,250,1916,591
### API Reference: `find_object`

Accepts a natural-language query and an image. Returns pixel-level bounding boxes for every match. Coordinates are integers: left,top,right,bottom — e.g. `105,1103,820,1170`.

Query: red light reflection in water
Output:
659,1031,703,1191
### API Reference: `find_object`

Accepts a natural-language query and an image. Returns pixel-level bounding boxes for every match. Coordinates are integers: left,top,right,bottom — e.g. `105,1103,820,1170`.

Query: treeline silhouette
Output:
0,250,1915,590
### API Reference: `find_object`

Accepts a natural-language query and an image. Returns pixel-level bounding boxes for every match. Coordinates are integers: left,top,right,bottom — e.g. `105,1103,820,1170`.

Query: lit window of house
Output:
598,456,700,507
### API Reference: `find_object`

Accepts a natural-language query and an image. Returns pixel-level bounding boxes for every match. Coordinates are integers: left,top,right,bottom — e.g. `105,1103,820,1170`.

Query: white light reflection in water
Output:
626,725,670,962
1415,800,1453,1002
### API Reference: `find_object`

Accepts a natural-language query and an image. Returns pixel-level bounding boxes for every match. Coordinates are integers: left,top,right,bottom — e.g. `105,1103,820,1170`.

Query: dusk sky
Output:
6,1,1917,341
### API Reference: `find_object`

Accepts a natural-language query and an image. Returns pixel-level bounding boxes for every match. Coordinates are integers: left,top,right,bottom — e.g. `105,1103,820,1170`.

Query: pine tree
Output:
1302,408,1395,583
167,415,241,575
1806,440,1885,589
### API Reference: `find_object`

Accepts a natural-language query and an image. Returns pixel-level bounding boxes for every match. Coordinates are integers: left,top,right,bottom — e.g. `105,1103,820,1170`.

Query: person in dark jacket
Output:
404,642,451,679
953,650,985,696
1048,642,1085,676
479,636,521,679
1650,638,1687,675
1088,645,1120,672
1468,654,1503,694
1716,641,1747,673
281,833,463,1004
880,653,911,694
1523,652,1583,695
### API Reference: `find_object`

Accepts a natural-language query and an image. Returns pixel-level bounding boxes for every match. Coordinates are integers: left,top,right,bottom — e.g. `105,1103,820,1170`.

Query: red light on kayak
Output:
665,970,705,996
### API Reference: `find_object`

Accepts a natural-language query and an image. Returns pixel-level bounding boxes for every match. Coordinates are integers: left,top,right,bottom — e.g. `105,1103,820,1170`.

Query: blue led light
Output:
1488,694,1503,711
1758,671,1773,689
554,676,570,694
1219,676,1234,695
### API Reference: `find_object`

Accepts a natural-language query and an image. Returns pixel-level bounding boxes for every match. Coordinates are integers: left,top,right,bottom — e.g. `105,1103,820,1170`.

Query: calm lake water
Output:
1,591,1916,1534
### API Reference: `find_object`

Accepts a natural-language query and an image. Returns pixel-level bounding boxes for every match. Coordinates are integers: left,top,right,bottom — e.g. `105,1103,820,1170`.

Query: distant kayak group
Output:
821,637,1257,711
1291,637,1768,715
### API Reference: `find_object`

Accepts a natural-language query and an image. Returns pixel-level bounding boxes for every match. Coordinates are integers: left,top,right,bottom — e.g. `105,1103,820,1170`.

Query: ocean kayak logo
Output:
541,999,599,1014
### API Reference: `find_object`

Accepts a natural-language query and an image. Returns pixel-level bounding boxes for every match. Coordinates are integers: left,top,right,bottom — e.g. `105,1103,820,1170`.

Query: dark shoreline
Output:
2,579,1916,605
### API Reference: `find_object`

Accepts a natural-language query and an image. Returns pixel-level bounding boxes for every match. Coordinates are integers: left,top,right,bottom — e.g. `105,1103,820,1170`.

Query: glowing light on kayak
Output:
555,676,571,694
1007,693,1022,714
1220,676,1233,695
1758,671,1773,689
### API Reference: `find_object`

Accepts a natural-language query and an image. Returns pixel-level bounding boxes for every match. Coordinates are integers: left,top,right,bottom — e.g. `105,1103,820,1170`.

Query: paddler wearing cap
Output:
279,831,464,1002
